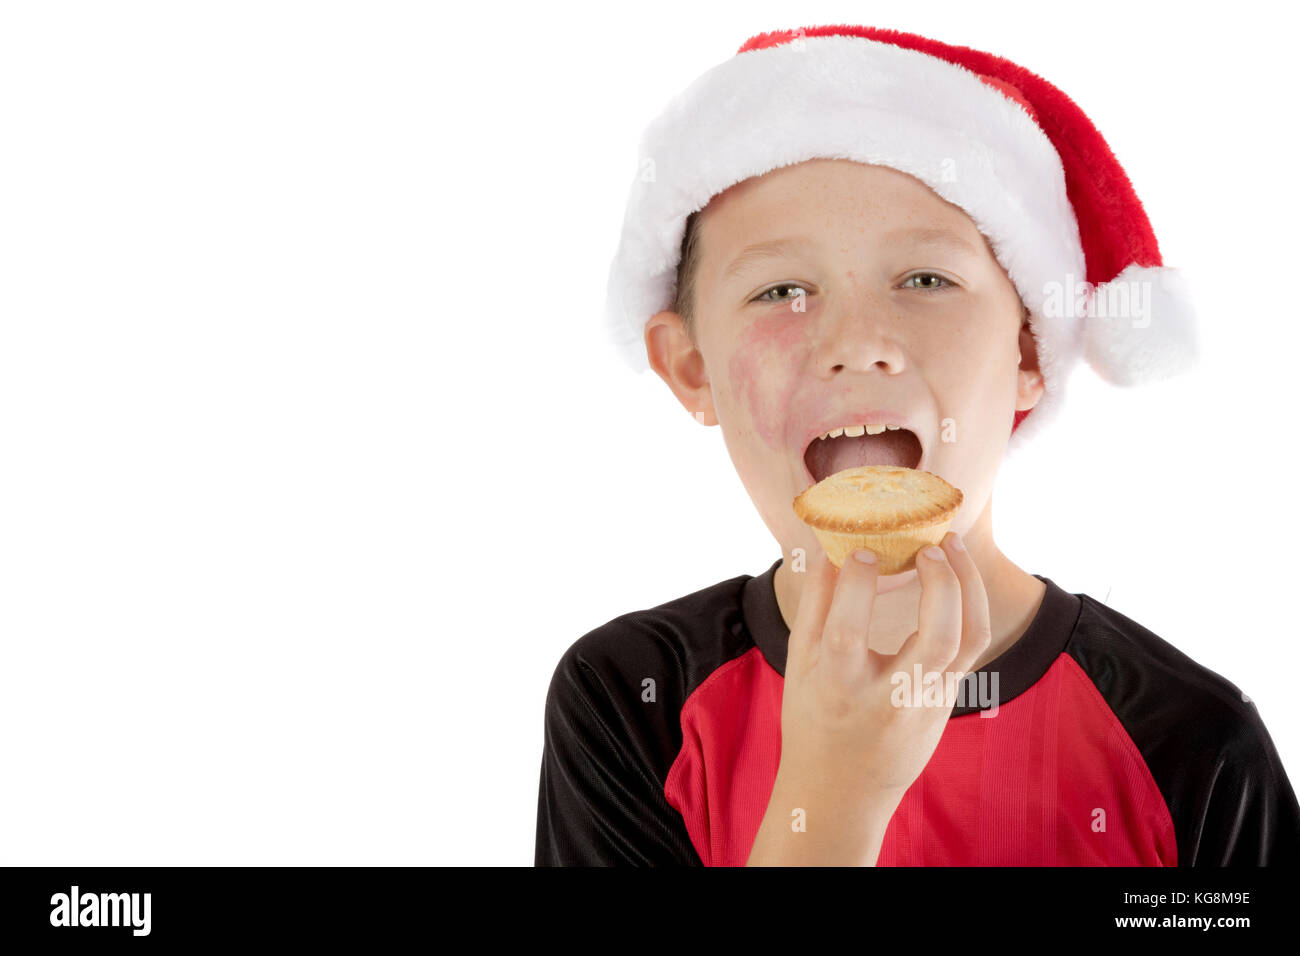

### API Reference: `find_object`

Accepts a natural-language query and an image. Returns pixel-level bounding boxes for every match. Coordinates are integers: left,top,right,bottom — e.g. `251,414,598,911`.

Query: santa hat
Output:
602,24,1199,454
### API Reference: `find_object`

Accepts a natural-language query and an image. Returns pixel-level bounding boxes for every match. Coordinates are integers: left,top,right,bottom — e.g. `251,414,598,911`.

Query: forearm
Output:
745,768,902,866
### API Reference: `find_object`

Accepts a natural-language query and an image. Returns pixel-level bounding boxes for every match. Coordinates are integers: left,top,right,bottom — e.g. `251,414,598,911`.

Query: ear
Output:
1015,306,1046,413
645,310,718,426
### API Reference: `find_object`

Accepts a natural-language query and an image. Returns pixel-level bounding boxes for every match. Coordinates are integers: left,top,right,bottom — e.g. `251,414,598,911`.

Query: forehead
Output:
695,158,984,253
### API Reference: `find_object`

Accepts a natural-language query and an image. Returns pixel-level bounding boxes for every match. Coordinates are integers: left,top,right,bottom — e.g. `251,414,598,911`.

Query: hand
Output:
781,532,993,793
747,532,992,865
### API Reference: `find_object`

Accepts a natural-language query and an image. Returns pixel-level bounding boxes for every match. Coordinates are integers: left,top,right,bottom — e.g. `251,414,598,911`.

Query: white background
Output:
1,1,1296,865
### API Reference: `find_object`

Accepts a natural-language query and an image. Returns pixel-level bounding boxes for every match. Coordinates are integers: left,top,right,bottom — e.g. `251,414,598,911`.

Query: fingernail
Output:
948,533,965,552
853,549,877,565
922,546,945,561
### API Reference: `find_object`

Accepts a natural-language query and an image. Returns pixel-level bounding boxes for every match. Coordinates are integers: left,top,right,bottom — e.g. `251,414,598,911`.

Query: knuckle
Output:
822,624,856,655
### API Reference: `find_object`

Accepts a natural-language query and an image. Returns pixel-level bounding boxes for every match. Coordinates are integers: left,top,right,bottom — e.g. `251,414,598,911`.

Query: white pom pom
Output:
1081,264,1199,386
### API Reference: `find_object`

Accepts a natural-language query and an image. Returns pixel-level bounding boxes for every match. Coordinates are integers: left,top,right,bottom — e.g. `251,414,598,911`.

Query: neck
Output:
773,497,1045,672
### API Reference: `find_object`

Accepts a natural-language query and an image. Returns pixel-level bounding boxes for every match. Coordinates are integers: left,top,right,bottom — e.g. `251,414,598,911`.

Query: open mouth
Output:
803,426,923,484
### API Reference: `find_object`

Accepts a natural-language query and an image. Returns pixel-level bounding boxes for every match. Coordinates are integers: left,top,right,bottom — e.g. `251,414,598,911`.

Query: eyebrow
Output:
720,227,981,282
881,226,983,257
720,237,817,282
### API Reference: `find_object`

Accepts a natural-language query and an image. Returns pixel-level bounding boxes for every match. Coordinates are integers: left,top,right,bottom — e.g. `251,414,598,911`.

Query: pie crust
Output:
792,465,963,573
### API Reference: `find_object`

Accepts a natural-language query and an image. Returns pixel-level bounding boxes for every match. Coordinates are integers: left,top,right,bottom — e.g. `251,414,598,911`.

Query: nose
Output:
814,295,907,375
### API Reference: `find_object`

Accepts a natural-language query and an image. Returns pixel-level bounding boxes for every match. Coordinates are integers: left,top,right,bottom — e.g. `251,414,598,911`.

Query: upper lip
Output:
797,408,927,479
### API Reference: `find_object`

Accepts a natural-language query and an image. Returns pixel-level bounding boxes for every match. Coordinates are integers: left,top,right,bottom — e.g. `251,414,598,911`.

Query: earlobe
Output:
1016,369,1044,411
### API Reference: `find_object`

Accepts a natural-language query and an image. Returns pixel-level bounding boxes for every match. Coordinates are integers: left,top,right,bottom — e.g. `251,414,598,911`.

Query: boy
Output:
535,24,1300,865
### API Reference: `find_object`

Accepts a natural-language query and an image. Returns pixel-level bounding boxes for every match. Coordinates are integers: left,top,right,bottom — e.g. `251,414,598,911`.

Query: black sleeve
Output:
1187,702,1300,866
534,642,702,866
1064,596,1300,867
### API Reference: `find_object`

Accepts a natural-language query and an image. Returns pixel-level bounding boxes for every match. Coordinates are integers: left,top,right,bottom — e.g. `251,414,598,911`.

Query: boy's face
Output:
645,158,1044,580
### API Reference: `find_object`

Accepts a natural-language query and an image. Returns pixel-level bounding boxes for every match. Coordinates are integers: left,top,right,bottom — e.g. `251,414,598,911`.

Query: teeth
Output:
817,422,907,442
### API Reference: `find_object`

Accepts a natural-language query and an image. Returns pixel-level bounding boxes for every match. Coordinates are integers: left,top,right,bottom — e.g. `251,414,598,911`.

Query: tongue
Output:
807,431,916,482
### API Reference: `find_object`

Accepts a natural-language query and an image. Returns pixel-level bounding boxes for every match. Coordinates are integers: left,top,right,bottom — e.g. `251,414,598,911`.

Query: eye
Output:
751,282,811,304
901,272,955,293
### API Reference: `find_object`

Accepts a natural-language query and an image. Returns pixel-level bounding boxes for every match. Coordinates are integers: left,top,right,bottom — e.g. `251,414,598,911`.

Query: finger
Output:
786,546,837,673
818,548,880,677
899,542,963,674
939,531,993,677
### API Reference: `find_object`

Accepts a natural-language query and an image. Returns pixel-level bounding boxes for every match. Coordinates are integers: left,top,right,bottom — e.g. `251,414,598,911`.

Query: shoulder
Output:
536,571,760,867
1064,593,1257,731
536,568,762,821
1061,591,1300,864
544,568,758,712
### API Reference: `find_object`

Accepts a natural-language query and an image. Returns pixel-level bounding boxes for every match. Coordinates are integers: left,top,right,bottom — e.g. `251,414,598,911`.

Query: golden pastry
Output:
792,465,963,574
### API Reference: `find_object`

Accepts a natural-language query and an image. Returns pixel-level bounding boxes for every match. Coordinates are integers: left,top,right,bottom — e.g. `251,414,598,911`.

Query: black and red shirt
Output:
535,558,1300,865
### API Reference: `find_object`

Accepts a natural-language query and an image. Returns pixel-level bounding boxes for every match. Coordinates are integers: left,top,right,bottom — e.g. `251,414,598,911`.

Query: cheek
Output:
933,320,1019,424
726,317,807,451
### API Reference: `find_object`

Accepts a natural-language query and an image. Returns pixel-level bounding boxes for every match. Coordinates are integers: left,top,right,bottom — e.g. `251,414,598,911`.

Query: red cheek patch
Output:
727,317,809,451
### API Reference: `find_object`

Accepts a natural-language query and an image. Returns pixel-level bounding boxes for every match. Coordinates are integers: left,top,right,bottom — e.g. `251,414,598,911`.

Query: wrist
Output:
756,765,904,864
773,758,908,819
